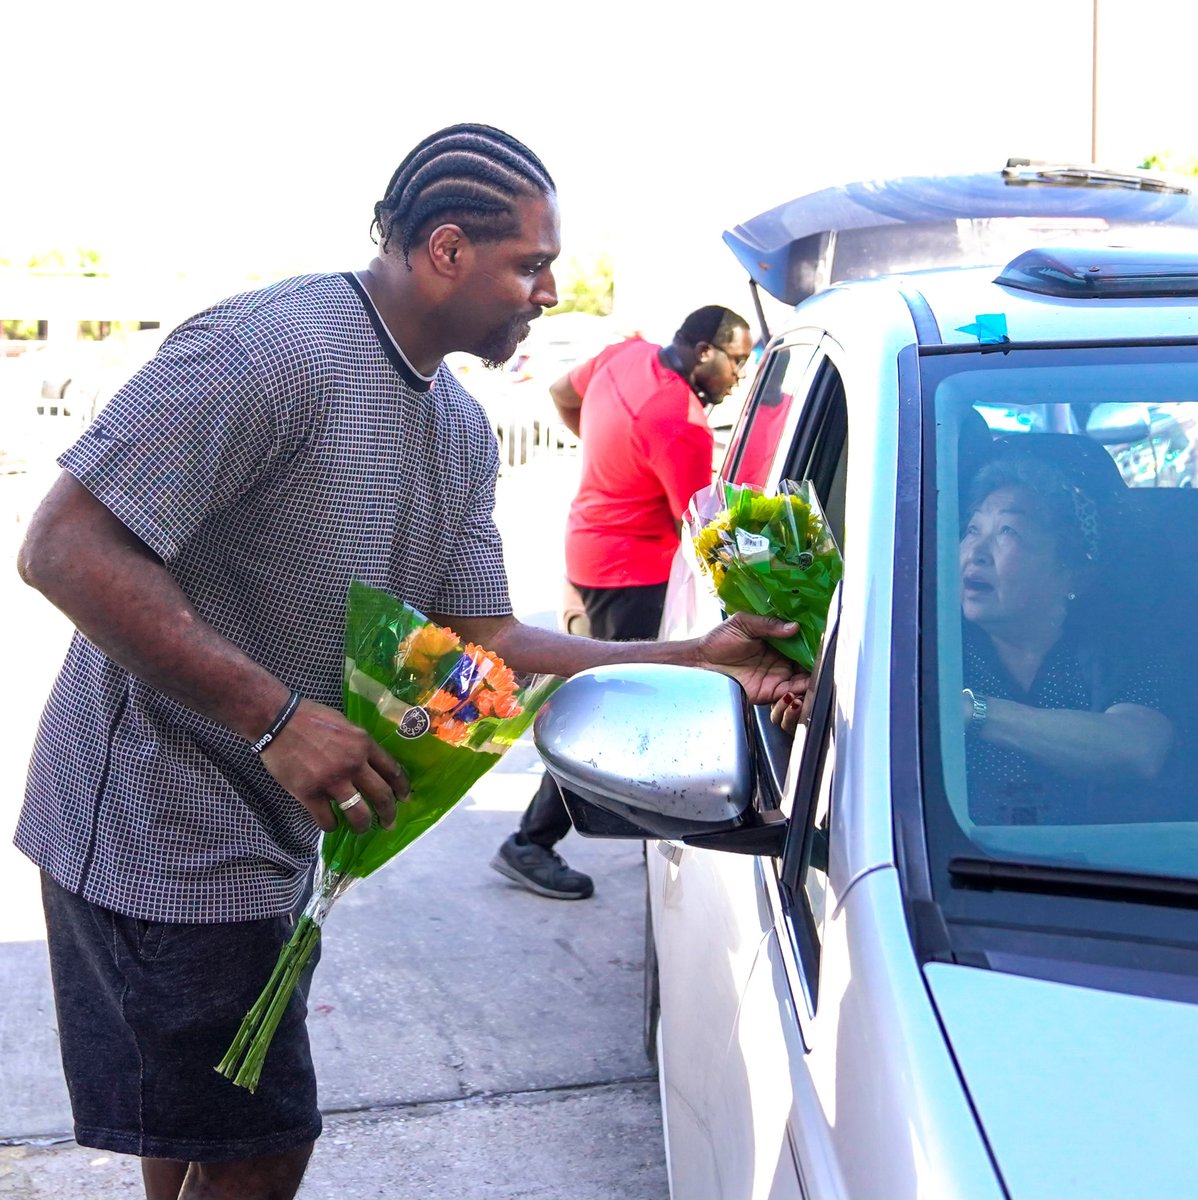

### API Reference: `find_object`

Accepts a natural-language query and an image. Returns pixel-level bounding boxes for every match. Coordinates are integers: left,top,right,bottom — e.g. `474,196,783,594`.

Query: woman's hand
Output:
769,690,807,734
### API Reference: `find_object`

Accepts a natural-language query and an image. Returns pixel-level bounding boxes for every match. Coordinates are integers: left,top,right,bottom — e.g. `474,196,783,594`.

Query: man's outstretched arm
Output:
430,611,809,709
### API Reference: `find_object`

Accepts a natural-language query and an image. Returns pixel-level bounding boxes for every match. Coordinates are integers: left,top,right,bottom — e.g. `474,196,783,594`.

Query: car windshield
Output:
921,344,1198,889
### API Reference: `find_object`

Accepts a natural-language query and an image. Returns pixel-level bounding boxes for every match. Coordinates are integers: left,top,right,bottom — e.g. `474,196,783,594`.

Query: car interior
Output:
939,381,1198,873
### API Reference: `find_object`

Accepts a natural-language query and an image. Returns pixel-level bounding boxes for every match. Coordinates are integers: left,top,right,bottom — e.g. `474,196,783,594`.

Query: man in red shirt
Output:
492,304,752,899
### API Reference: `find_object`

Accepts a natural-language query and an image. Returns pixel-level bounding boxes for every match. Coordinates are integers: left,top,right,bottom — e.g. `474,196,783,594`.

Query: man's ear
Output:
427,224,467,279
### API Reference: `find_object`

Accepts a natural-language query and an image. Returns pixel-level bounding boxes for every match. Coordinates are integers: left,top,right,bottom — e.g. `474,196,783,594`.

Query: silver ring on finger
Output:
338,792,365,812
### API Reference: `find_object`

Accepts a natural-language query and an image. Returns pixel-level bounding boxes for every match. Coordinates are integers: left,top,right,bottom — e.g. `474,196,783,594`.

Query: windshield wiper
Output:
949,856,1198,909
1002,160,1191,195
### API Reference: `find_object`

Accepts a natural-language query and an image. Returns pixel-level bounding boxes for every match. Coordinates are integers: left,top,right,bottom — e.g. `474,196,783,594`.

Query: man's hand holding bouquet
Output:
218,580,558,1092
685,478,843,729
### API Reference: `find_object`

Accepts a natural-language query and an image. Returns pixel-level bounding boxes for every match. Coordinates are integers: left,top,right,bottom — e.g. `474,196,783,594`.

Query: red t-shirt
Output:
565,338,714,588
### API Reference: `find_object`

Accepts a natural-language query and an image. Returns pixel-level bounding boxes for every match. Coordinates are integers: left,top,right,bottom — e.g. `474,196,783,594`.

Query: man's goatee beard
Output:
480,317,534,369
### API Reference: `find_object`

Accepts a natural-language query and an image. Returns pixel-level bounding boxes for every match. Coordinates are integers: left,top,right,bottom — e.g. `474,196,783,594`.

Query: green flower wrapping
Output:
687,479,843,671
218,581,559,1092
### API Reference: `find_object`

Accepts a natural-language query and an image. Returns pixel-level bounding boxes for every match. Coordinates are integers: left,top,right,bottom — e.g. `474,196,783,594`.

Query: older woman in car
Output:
959,447,1174,825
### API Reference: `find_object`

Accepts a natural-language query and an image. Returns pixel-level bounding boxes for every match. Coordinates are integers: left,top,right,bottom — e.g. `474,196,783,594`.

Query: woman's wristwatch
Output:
962,688,989,733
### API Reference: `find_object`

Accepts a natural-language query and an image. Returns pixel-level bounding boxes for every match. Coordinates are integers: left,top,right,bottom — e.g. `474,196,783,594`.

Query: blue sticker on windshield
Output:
955,313,1009,344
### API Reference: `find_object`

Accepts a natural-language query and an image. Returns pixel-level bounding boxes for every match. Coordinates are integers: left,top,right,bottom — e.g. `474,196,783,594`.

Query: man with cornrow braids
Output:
16,122,807,1199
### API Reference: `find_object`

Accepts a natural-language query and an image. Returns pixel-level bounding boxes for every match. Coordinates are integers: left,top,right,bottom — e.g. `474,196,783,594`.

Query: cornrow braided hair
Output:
371,124,556,266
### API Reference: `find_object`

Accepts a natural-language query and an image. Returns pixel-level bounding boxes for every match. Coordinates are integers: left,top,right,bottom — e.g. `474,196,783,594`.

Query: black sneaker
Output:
490,835,594,900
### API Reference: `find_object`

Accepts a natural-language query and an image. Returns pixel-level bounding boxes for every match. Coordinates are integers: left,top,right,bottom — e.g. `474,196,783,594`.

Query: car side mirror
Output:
533,663,787,855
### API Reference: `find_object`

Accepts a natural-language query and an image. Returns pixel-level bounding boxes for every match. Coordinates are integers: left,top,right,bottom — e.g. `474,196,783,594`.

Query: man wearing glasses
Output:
491,304,753,900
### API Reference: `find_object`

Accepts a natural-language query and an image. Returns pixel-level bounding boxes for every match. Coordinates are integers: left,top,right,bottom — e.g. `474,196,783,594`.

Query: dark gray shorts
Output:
40,872,322,1162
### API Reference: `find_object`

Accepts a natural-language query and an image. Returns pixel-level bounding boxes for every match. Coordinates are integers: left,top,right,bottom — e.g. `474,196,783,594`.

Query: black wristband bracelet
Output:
250,691,302,755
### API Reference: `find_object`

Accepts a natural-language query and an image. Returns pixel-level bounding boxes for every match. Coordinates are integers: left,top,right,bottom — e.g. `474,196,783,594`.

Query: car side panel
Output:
649,841,1002,1198
811,865,1004,1200
736,927,828,1200
650,842,778,1199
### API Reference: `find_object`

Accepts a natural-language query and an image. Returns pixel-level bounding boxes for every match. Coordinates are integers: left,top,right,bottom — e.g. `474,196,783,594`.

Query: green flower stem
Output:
216,860,363,1091
233,919,320,1092
216,914,322,1093
215,923,302,1077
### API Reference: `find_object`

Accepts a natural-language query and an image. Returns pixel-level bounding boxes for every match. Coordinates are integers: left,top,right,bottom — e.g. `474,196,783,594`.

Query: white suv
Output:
535,163,1198,1200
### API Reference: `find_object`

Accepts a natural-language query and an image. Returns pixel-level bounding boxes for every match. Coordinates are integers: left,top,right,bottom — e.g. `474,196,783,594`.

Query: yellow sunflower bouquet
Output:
686,479,842,671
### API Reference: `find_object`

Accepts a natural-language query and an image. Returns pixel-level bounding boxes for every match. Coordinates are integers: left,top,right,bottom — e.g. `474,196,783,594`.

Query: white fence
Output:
2,341,584,482
489,413,579,474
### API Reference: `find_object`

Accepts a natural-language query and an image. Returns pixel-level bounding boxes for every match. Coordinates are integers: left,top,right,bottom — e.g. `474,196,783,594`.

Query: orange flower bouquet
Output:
218,580,559,1092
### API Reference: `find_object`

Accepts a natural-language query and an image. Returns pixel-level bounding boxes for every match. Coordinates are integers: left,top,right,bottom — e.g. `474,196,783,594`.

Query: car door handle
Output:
656,840,685,865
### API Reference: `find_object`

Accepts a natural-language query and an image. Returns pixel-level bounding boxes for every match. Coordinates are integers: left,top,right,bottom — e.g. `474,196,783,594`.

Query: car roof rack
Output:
995,246,1198,298
724,162,1198,307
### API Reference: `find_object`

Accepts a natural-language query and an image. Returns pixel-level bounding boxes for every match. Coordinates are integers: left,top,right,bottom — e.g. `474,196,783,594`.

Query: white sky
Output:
3,0,1195,340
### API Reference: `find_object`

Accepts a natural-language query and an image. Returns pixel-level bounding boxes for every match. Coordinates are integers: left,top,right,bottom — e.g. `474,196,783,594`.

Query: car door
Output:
651,348,850,1199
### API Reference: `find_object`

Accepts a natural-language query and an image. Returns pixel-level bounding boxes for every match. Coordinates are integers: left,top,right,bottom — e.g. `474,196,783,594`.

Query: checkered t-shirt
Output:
16,272,512,922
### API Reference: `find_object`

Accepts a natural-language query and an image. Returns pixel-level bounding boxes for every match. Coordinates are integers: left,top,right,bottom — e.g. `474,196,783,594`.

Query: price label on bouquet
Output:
734,527,772,568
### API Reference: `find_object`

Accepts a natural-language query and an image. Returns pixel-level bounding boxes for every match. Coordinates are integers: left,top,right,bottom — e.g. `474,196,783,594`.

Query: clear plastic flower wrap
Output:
686,478,843,672
218,580,559,1092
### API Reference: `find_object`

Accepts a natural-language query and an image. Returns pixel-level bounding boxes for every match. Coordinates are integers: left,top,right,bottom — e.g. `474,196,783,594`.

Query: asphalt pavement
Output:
0,441,670,1200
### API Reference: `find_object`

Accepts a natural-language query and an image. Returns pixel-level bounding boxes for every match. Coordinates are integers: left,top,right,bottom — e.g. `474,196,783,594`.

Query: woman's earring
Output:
1067,591,1077,601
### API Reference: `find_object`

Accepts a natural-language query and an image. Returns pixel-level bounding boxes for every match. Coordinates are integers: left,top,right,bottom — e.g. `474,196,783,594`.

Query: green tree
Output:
1140,152,1198,177
1,319,45,340
24,247,106,275
2,248,133,341
548,249,614,316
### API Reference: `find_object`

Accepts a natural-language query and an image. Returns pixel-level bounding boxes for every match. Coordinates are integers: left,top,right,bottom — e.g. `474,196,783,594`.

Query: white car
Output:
534,163,1198,1199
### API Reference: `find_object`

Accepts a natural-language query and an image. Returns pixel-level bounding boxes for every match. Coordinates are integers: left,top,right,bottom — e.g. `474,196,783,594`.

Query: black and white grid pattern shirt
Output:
16,272,511,922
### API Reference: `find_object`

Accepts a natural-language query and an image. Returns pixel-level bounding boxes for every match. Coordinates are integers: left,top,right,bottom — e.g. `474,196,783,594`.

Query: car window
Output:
791,726,834,1009
780,358,848,551
920,346,1198,894
752,356,848,804
721,341,818,490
